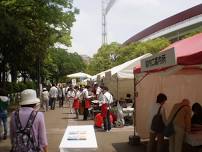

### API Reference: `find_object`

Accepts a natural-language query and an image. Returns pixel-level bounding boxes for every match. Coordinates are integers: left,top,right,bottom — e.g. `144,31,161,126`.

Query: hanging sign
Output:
141,47,176,72
72,79,77,86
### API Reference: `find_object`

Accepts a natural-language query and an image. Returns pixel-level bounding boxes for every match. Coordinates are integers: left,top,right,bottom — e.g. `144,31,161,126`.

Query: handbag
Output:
163,122,175,137
164,105,187,137
151,106,165,133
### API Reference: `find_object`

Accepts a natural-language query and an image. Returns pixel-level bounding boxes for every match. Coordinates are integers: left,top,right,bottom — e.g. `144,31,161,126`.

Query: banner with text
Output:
141,47,176,72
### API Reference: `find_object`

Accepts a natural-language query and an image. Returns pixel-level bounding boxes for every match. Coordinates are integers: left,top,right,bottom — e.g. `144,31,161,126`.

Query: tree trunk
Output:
2,60,6,87
11,66,17,83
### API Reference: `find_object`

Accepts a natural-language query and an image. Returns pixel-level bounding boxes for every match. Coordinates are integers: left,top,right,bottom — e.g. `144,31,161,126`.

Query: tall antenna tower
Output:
102,0,117,45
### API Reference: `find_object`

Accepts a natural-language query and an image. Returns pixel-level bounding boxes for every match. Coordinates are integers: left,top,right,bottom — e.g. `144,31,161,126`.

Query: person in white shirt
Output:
49,84,58,110
41,88,49,112
147,93,167,152
101,86,113,131
67,87,76,113
83,86,94,120
94,84,102,99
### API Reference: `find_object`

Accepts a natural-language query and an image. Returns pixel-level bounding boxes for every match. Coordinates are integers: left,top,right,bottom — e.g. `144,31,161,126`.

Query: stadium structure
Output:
124,4,202,45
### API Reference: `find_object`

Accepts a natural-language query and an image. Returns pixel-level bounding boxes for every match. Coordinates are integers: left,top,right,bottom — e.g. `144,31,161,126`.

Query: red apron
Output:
73,99,80,109
85,99,91,109
101,103,108,118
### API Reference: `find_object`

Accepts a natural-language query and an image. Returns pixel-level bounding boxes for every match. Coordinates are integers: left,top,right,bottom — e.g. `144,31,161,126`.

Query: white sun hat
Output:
20,89,40,105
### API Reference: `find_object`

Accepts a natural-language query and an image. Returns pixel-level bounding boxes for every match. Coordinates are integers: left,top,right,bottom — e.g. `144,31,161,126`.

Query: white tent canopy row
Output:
67,72,92,79
89,53,152,100
92,53,152,81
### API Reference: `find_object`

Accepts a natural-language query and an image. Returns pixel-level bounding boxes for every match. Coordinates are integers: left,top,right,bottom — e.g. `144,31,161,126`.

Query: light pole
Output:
101,0,117,45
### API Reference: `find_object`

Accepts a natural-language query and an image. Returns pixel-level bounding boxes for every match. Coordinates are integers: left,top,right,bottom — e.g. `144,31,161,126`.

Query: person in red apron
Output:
83,86,93,120
100,86,113,132
73,86,80,119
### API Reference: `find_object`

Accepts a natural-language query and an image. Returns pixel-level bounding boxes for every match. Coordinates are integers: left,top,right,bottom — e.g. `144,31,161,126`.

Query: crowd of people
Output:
148,93,202,152
1,84,202,152
0,83,115,151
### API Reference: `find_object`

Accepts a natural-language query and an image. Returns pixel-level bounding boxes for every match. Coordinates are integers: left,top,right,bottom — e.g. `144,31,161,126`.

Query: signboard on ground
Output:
141,47,176,72
59,125,97,152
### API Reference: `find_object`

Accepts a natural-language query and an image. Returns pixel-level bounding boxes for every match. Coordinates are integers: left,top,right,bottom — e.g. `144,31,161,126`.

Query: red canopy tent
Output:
133,33,202,138
134,33,202,74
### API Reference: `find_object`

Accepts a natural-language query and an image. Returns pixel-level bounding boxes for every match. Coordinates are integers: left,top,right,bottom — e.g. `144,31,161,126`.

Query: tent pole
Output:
133,73,136,135
129,71,140,145
117,76,119,101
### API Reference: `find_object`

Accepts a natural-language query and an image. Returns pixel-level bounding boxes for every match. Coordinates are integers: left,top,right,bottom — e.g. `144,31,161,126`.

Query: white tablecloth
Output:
59,125,98,152
185,131,202,146
122,107,134,113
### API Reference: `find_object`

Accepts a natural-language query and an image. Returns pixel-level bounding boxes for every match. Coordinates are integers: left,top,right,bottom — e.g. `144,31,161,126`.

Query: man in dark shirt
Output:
191,102,202,125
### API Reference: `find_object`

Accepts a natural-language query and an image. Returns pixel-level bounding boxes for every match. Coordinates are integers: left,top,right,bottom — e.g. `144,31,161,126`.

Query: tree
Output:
0,0,78,86
43,48,86,83
87,42,121,75
87,38,170,75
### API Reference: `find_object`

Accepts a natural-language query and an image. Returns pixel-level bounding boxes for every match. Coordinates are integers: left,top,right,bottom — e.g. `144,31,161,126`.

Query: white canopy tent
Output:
67,72,92,79
91,69,111,81
103,53,152,100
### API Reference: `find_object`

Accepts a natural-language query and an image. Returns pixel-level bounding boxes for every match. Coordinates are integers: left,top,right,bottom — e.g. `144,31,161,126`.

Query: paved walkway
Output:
0,105,146,152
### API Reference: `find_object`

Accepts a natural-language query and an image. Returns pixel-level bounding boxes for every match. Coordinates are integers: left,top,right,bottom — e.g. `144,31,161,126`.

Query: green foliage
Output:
0,0,78,84
87,42,121,75
43,48,86,83
182,27,202,39
87,38,170,75
4,81,36,94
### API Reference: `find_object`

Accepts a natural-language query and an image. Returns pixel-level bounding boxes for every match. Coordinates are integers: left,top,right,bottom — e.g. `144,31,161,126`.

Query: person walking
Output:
49,84,58,110
0,88,9,140
101,86,113,132
73,86,81,119
67,86,76,114
147,93,167,152
58,85,63,108
168,99,191,152
10,89,48,152
41,88,49,112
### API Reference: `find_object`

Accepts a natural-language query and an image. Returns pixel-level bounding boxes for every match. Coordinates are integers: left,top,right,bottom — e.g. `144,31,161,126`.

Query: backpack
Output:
151,106,165,133
11,110,41,152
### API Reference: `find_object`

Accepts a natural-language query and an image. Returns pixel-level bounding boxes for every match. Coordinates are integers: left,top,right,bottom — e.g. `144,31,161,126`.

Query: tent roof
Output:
166,33,202,65
91,69,111,80
134,33,202,74
111,53,152,79
67,72,92,78
92,53,152,80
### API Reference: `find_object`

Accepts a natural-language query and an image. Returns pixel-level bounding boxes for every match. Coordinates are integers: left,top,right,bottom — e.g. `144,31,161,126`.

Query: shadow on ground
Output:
0,145,10,152
62,112,72,114
112,142,147,152
61,117,77,119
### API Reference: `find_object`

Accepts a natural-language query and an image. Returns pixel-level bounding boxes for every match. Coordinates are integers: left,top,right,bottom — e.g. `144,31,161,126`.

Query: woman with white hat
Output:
10,89,48,152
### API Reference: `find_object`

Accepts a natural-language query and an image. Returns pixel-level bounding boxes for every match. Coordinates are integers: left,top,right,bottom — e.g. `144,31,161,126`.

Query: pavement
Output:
0,104,146,152
1,104,201,152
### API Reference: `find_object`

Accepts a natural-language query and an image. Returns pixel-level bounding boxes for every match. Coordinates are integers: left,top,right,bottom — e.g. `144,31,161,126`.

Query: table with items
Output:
59,125,98,152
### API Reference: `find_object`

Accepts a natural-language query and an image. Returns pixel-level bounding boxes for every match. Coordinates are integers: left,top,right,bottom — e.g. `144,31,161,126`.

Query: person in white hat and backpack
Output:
10,89,48,152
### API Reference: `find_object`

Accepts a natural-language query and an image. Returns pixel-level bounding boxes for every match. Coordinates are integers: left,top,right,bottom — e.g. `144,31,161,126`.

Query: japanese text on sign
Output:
141,48,176,72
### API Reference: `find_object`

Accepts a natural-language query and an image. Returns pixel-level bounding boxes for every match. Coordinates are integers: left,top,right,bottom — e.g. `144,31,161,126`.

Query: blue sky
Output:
69,0,202,57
